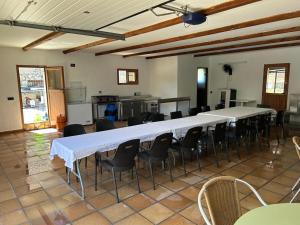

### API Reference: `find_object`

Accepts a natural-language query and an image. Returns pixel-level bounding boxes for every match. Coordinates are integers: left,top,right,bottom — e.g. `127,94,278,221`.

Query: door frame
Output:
45,66,66,127
261,63,290,110
197,67,209,107
16,65,50,130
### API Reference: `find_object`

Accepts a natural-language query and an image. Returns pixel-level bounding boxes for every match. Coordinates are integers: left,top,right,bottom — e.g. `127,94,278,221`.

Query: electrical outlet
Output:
98,91,102,94
7,97,14,101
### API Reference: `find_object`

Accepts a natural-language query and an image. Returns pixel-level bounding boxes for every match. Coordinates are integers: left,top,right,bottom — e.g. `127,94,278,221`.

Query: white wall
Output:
0,47,150,132
148,57,178,115
206,46,300,108
177,55,210,108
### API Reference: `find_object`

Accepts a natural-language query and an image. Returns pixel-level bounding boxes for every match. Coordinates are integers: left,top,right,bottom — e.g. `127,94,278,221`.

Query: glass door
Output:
17,66,50,130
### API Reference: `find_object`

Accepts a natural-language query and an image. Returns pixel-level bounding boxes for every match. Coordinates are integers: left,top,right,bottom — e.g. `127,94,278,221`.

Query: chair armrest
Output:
198,189,212,225
236,178,267,206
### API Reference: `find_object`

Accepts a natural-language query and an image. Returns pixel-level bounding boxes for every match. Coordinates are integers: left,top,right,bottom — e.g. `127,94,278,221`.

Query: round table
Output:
234,203,300,225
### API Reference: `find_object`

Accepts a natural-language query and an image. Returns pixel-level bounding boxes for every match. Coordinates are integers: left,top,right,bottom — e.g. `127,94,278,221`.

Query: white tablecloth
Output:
50,123,171,170
152,114,228,138
200,106,275,122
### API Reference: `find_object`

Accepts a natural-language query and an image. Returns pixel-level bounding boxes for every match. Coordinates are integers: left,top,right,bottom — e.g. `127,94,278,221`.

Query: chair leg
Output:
149,160,155,190
236,138,241,159
196,148,201,171
292,178,300,191
131,168,134,180
95,154,98,191
119,172,122,181
112,168,119,203
167,157,173,182
135,164,141,193
290,187,300,203
85,157,87,168
211,135,219,167
180,149,187,176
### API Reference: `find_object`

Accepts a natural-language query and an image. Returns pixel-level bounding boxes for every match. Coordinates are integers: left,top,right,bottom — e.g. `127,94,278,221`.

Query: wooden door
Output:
262,63,290,111
46,67,66,126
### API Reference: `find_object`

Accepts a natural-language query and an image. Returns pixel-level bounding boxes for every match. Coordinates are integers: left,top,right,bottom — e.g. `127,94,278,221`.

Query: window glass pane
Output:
128,71,136,82
197,68,206,88
275,70,285,94
118,70,127,83
266,70,276,93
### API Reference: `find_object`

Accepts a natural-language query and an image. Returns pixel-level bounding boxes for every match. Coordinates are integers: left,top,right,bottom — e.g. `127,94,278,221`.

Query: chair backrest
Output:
214,122,227,143
170,111,183,119
215,104,224,110
140,112,152,122
95,119,115,132
150,113,165,122
63,124,86,137
235,119,248,137
189,107,201,116
128,116,143,126
182,126,203,149
276,110,285,126
150,133,173,159
201,105,211,112
257,104,270,108
198,176,267,225
200,176,241,225
112,139,140,168
292,136,300,160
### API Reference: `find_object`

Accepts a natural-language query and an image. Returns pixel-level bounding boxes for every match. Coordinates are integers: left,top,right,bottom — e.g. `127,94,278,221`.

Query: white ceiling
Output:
0,0,300,57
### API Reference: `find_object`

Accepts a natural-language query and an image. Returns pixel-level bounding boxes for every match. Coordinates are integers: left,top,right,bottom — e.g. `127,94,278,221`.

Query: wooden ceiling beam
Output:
193,42,300,57
22,32,64,51
95,10,300,56
123,26,300,57
145,35,300,59
63,0,261,54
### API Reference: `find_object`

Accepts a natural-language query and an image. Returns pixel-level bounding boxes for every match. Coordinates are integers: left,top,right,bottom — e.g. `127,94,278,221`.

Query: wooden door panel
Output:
262,63,290,111
48,90,65,126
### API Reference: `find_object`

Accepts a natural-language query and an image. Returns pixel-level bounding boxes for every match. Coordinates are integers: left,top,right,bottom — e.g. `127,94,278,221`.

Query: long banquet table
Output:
50,106,274,198
200,106,275,122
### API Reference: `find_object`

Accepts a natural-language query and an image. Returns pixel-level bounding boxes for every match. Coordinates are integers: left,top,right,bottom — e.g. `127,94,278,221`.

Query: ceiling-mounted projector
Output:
182,12,207,25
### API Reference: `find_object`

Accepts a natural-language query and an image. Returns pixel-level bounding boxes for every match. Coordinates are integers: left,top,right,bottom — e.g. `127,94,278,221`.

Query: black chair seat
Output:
138,151,164,163
101,159,134,172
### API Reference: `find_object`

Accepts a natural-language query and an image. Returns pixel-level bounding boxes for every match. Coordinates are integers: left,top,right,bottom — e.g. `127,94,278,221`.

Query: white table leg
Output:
66,160,85,199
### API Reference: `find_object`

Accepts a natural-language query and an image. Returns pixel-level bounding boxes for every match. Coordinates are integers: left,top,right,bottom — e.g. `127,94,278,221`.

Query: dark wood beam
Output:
123,26,300,57
95,10,300,56
63,0,261,54
22,32,64,51
193,42,300,57
145,35,300,59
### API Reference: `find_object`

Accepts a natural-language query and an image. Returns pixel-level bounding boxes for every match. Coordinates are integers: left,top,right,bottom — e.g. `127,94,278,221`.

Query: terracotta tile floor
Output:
0,127,299,225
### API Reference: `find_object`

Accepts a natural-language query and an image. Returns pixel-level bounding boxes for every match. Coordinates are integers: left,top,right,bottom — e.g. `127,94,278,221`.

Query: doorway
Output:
262,63,290,111
17,65,65,130
197,67,208,108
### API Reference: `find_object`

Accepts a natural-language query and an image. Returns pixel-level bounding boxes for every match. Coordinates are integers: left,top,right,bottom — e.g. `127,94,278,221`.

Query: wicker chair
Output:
198,176,267,225
291,136,300,202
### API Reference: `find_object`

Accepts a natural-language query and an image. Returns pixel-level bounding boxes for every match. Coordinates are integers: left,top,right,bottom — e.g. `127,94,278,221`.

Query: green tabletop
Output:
234,203,300,225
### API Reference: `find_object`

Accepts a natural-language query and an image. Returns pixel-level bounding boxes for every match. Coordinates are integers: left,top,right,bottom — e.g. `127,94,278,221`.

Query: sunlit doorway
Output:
17,66,50,130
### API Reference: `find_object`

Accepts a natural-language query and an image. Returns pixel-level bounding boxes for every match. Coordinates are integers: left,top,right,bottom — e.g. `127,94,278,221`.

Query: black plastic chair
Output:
215,104,224,110
128,116,143,126
188,107,201,116
95,139,141,202
227,119,248,157
140,112,152,122
257,104,271,108
274,110,285,142
170,111,183,119
138,133,173,190
150,113,165,122
63,124,87,171
208,122,229,167
171,126,203,176
201,105,211,112
95,119,115,132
